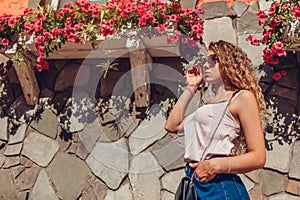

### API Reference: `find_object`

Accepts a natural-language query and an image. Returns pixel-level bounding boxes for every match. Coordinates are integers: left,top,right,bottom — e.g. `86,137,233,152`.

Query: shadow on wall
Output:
0,56,183,141
259,52,300,150
0,51,299,147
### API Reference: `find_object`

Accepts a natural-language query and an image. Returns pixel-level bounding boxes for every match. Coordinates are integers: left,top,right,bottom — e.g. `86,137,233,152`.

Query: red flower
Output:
252,38,260,46
246,35,260,46
44,32,51,39
166,37,172,45
282,3,290,9
280,70,287,76
292,6,300,19
273,72,281,81
256,10,268,23
138,17,147,26
8,18,16,27
272,42,287,57
268,6,277,16
269,19,278,27
273,59,279,65
1,38,9,46
181,37,188,44
155,24,168,35
169,14,179,22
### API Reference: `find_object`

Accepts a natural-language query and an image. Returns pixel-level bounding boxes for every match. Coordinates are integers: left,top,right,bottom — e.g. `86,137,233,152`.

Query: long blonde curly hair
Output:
208,40,266,115
207,40,267,155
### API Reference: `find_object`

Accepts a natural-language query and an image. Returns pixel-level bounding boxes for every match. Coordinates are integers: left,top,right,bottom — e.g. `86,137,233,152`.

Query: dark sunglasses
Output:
197,54,218,70
207,54,218,66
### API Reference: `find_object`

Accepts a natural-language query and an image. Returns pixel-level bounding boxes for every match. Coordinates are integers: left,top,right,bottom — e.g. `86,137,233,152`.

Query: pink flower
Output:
280,70,287,76
282,3,290,9
138,17,147,26
246,35,253,41
272,42,287,57
269,2,280,16
292,6,300,19
268,6,277,16
246,35,260,46
171,34,180,43
181,37,188,44
166,37,172,45
36,64,43,72
273,59,279,65
252,38,260,46
262,29,274,44
1,38,9,46
36,36,46,43
44,32,51,39
67,34,75,42
155,24,168,35
263,48,274,64
74,37,81,44
8,18,16,27
273,72,281,81
269,19,278,27
196,7,205,14
191,24,200,32
52,27,59,38
169,14,179,22
256,10,268,23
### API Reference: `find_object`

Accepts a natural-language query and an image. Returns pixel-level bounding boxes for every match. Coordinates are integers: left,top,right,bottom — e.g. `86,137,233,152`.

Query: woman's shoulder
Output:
235,90,255,99
232,90,257,107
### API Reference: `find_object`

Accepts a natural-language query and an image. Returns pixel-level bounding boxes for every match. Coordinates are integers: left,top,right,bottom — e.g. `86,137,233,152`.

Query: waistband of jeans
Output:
185,154,228,164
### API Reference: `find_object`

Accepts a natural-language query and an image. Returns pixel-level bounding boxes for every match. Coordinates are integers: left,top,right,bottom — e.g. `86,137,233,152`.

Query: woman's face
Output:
202,49,223,85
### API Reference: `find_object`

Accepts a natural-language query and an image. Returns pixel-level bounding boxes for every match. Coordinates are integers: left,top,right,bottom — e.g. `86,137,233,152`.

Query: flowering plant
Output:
0,0,204,71
247,0,300,65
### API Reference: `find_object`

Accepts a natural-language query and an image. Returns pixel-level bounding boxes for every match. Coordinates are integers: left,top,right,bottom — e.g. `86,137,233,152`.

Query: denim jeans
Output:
185,161,250,200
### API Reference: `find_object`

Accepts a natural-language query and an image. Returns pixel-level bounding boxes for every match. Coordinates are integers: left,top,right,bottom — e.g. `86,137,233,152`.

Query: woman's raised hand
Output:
186,65,203,91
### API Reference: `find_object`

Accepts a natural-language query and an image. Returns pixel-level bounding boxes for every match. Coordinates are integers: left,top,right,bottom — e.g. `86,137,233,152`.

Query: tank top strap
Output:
228,90,244,103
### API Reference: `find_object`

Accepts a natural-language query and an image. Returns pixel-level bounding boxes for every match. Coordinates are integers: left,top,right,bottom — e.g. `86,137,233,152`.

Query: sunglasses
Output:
196,54,218,71
207,54,218,66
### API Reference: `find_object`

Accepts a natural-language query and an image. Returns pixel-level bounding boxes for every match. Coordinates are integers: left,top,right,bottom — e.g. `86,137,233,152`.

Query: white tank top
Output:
183,91,242,161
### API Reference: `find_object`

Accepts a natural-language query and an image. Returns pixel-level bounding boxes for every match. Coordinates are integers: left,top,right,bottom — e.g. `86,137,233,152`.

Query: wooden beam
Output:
13,61,40,105
287,40,300,52
129,49,151,108
25,37,180,60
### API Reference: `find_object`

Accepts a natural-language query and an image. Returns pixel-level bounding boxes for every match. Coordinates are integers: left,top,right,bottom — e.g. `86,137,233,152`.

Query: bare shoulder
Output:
234,90,258,110
236,90,256,101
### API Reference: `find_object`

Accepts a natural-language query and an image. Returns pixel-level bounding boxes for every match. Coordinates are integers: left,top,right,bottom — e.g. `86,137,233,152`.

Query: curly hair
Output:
207,40,266,116
206,40,267,155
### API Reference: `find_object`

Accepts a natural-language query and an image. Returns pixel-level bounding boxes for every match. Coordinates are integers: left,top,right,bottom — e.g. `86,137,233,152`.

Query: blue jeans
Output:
185,161,250,200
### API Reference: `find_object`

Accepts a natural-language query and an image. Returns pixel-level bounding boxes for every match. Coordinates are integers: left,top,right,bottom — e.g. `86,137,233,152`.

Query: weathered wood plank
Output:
129,49,151,108
25,37,180,59
13,62,40,105
287,40,300,52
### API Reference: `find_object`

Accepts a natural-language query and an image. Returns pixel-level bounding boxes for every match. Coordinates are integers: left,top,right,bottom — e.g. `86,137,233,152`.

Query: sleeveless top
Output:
183,91,243,161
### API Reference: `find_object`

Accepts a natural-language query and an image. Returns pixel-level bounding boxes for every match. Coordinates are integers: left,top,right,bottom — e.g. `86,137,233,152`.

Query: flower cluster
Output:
0,0,204,72
273,69,286,80
247,0,300,65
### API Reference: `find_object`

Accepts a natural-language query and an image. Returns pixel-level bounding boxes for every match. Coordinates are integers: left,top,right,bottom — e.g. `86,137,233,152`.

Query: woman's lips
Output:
203,72,210,76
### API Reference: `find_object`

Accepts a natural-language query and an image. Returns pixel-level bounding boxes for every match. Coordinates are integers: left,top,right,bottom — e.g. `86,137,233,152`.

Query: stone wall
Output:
0,0,28,16
0,1,299,200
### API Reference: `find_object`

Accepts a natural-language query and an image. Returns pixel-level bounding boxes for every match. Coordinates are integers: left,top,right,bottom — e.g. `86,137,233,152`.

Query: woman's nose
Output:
203,61,209,69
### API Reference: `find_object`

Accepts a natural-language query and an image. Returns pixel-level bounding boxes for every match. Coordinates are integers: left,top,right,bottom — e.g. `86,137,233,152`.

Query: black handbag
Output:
174,176,198,200
174,92,238,200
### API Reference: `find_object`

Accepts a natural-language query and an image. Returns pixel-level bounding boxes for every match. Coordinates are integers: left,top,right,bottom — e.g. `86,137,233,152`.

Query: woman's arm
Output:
164,67,202,133
190,90,266,181
223,90,266,173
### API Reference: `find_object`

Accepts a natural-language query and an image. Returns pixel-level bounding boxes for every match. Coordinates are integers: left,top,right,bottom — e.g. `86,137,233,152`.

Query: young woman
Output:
165,40,266,199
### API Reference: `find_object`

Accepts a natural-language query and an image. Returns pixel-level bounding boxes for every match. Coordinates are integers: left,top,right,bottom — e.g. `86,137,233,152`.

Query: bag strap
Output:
190,90,240,181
